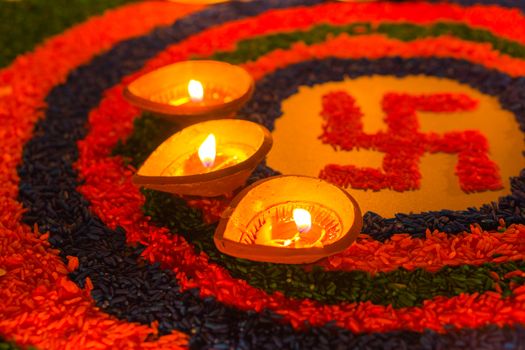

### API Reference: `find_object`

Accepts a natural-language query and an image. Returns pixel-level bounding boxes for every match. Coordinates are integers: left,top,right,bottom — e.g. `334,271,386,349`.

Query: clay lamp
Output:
123,60,254,125
214,175,363,264
132,119,272,197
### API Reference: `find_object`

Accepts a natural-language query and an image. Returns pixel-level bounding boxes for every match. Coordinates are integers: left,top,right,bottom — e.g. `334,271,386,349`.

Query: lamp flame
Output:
293,208,312,234
188,79,204,102
198,134,216,168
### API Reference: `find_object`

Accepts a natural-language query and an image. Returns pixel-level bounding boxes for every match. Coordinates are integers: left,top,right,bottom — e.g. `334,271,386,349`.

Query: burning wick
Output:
281,209,312,246
170,79,204,106
293,208,312,234
253,208,317,248
188,79,204,102
198,134,216,169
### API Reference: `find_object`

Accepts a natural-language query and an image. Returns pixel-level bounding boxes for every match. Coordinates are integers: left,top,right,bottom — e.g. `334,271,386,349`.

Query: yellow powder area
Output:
267,76,525,217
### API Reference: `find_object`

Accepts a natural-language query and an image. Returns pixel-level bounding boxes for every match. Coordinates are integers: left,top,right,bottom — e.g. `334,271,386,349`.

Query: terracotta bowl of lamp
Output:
132,119,272,197
123,60,254,125
214,175,363,264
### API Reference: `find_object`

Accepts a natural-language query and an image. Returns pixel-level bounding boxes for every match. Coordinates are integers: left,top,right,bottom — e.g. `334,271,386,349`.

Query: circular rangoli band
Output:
75,0,525,318
4,0,525,348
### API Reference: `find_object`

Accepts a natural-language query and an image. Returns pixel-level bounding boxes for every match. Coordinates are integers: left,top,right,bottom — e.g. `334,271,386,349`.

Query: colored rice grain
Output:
0,1,202,349
318,90,502,193
70,4,525,342
5,0,525,348
73,13,525,336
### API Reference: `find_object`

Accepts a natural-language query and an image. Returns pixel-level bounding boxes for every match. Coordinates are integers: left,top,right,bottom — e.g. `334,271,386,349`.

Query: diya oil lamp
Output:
214,175,363,264
132,119,272,197
123,60,254,125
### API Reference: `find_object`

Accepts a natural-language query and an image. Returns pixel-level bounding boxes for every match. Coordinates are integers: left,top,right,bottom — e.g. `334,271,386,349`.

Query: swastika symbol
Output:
318,91,503,193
